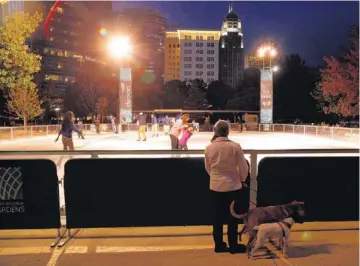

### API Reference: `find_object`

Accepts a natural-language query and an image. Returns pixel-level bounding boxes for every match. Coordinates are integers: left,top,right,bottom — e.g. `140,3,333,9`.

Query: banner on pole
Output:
119,68,132,123
260,69,273,124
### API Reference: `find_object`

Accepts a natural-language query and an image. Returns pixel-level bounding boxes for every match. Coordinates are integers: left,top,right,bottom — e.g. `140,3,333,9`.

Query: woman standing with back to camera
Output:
205,120,249,254
55,111,84,151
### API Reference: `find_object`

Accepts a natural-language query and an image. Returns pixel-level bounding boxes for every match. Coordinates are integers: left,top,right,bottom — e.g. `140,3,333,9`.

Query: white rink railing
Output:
0,123,358,143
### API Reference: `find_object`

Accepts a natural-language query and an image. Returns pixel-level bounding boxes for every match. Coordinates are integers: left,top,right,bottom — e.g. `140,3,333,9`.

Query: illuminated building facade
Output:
219,2,244,89
164,29,221,84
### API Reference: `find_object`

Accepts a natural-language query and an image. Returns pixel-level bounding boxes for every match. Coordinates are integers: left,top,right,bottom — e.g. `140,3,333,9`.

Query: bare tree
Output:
96,96,108,123
77,76,99,116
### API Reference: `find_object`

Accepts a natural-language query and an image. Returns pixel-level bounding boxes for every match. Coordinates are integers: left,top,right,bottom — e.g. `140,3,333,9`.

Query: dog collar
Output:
280,220,292,229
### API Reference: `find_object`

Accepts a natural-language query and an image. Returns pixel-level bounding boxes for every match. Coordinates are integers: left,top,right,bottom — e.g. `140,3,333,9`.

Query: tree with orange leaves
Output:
312,25,359,118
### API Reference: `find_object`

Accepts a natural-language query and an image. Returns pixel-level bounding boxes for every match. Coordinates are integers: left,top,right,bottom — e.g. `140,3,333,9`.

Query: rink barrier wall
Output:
0,150,358,231
256,156,359,221
0,159,61,230
0,123,358,143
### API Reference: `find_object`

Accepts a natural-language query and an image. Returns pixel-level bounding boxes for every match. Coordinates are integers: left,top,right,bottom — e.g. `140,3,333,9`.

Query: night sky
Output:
112,1,359,67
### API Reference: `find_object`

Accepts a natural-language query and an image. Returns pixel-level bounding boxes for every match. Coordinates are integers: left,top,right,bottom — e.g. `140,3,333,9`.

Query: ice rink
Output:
0,131,358,151
0,131,358,208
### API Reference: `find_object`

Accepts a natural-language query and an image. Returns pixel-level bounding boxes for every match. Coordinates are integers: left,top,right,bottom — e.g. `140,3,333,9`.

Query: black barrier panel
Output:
64,158,248,228
257,157,359,221
0,160,60,229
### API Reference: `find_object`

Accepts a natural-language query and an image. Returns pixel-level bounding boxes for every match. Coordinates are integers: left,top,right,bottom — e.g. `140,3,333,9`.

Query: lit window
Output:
57,63,63,69
45,74,59,81
56,7,63,13
44,48,49,54
50,37,54,42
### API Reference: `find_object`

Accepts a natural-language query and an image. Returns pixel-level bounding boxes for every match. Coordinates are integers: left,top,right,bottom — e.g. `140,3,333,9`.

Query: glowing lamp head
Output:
258,47,265,58
108,36,132,58
270,49,277,57
273,65,279,72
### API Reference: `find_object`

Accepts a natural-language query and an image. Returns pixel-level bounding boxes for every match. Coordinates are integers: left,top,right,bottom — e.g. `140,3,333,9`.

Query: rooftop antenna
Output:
229,1,233,13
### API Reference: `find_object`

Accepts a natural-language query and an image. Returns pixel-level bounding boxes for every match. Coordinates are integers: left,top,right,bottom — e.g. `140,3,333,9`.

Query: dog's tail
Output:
230,200,247,219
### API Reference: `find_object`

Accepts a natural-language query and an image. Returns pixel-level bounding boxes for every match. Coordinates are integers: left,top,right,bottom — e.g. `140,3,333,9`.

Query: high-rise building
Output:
164,29,221,84
0,0,25,27
114,8,167,83
27,1,113,109
219,2,244,89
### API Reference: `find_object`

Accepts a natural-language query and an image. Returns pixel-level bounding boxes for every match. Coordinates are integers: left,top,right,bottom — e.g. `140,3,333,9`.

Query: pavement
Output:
0,222,358,266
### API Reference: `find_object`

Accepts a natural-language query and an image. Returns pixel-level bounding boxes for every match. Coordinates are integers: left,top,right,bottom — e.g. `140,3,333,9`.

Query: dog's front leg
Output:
283,237,289,258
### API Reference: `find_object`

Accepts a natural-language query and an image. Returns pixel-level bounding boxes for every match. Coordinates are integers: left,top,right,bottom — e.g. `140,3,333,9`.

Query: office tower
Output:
219,2,244,89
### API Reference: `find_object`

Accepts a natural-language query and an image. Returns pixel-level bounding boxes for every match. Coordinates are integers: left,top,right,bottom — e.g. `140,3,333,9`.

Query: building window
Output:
177,44,180,48
207,64,215,69
196,57,203,62
184,50,192,55
196,43,204,47
184,57,192,62
185,35,191,40
45,74,59,81
207,50,215,55
56,7,63,13
196,50,203,54
169,44,171,48
207,36,214,41
207,57,214,62
196,71,203,76
207,43,215,47
57,63,63,69
184,71,192,76
196,64,203,69
207,71,215,76
184,64,192,69
64,76,76,83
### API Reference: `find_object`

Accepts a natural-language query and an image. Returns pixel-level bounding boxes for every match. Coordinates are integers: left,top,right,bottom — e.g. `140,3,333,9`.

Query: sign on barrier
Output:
0,160,61,229
256,157,359,221
64,158,249,228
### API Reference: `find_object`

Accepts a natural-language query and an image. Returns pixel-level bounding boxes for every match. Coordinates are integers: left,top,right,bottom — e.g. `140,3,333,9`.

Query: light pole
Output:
257,42,279,124
107,36,132,125
54,107,60,125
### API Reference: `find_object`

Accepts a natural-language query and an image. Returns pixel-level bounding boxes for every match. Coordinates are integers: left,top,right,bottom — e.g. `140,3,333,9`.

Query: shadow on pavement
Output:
287,244,334,258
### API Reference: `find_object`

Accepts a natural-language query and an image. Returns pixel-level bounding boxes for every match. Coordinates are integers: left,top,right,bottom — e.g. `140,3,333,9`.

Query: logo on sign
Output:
0,167,25,213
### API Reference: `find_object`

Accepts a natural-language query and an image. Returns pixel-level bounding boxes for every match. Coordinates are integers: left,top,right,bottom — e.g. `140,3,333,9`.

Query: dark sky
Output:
112,1,359,67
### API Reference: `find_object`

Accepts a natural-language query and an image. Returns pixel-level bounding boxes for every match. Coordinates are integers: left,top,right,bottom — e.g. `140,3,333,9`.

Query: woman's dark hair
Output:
61,111,74,132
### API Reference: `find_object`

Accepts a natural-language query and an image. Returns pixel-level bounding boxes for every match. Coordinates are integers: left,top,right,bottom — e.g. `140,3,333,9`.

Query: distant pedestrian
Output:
94,116,100,134
163,115,170,135
77,119,83,138
55,111,84,151
121,117,127,132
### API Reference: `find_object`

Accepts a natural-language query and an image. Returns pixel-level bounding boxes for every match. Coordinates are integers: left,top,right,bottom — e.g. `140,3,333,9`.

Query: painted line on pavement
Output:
265,243,293,266
64,246,88,254
96,245,213,253
0,246,51,256
46,249,64,266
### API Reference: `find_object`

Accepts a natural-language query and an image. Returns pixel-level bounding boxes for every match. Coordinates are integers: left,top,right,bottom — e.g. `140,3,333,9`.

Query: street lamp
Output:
257,42,278,125
107,36,132,128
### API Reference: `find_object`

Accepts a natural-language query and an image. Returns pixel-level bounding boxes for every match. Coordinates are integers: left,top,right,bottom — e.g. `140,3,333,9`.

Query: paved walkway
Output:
0,222,358,266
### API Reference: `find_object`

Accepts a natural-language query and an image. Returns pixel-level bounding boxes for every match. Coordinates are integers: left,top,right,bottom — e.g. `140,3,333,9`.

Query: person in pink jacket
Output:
205,120,249,254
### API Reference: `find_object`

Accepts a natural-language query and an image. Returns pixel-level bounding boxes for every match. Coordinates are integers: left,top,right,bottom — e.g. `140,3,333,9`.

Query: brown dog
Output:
230,201,305,254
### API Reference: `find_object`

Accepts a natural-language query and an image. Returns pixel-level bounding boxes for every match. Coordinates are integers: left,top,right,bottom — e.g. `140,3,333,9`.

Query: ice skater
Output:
179,125,194,150
151,113,159,137
55,111,84,151
137,112,147,141
169,114,190,150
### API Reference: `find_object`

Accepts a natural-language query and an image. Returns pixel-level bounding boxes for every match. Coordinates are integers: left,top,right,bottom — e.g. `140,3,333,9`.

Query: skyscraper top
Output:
229,1,233,13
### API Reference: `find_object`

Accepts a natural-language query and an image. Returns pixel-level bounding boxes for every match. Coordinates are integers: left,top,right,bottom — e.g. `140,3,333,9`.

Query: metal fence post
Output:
316,126,318,136
303,125,306,135
249,151,258,209
283,124,285,132
331,127,334,139
292,125,295,133
10,128,14,140
46,125,49,136
30,126,33,137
